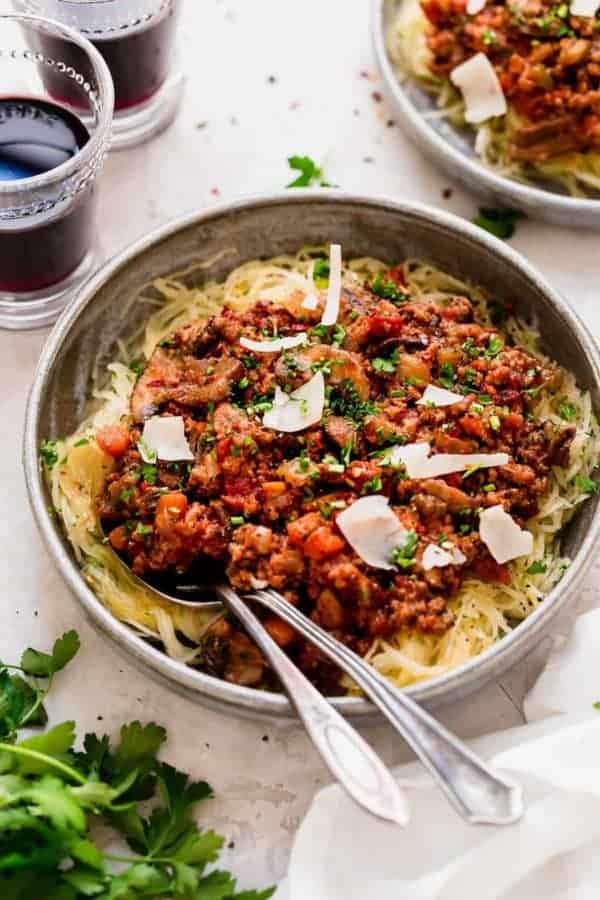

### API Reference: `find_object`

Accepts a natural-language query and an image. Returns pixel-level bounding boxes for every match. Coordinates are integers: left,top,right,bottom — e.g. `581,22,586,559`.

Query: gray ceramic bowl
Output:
23,192,600,720
373,0,600,228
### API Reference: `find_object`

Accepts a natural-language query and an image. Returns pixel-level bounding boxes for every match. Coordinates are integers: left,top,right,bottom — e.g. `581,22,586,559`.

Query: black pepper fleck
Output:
262,735,269,742
442,187,453,199
267,75,277,84
371,91,383,103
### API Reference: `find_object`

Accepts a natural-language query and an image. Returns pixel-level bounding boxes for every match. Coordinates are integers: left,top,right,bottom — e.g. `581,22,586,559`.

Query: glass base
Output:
0,249,96,330
110,69,185,151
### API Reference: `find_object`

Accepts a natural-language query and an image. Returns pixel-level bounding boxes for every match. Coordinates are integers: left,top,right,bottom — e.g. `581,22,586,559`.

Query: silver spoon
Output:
252,588,524,827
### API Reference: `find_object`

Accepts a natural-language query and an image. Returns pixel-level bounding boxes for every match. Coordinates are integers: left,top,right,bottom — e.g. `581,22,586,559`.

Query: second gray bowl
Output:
373,0,600,228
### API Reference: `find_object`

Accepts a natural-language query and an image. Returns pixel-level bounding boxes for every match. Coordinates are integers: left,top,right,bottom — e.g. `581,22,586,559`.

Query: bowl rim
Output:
371,0,600,221
23,190,600,719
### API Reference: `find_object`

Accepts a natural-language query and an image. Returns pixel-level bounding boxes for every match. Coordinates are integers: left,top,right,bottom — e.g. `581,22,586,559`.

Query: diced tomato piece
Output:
304,527,345,561
368,315,404,338
502,413,524,433
216,437,232,461
287,512,322,548
386,265,406,286
459,414,487,440
223,477,254,512
97,425,131,458
109,525,129,552
470,557,511,585
264,616,296,647
155,492,188,535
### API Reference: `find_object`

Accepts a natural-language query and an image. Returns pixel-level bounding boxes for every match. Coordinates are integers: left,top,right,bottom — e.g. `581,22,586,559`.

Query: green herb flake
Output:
391,531,418,569
230,516,245,526
486,336,504,358
373,348,400,374
558,399,577,421
74,438,90,448
370,272,407,304
129,357,146,377
474,207,523,240
140,463,158,485
40,440,59,469
574,474,598,494
527,561,547,575
286,154,331,188
489,414,501,432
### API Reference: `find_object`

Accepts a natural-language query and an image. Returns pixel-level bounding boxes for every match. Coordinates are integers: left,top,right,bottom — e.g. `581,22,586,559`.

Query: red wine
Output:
38,2,181,112
0,98,93,293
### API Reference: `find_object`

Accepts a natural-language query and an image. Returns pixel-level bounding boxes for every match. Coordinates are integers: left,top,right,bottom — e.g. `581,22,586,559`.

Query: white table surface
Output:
2,0,600,890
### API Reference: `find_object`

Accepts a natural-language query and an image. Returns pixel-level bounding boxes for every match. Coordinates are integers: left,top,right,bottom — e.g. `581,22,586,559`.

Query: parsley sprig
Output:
286,155,335,188
0,632,273,900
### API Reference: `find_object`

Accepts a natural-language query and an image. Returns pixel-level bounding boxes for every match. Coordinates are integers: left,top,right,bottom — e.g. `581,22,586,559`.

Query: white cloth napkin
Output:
275,609,600,900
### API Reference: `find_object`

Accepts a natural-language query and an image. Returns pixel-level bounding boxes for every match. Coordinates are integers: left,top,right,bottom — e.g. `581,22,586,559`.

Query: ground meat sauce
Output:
423,0,600,161
97,269,573,692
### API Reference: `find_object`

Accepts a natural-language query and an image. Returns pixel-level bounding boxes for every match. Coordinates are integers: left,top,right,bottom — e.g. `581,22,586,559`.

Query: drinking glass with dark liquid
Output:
0,13,113,330
17,0,184,149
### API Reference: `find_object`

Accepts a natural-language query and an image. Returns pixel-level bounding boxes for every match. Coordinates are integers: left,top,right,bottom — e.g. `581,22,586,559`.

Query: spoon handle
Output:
253,588,524,826
215,585,408,826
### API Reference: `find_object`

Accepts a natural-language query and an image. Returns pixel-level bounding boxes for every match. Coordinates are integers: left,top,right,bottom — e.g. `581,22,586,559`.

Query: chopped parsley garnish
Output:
474,207,523,240
332,323,346,347
439,362,456,389
341,441,353,466
74,437,90,447
462,337,481,358
137,437,157,463
311,323,330,341
230,516,245,526
282,351,299,372
527,561,547,575
140,462,158,485
238,376,250,390
363,476,383,494
574,474,598,494
40,440,59,469
486,336,504,358
482,28,497,44
313,258,330,283
489,414,501,432
119,488,133,502
463,367,478,388
329,379,376,423
129,357,146,376
286,154,333,188
373,347,400,374
558,399,577,421
241,353,259,369
391,531,418,569
135,522,153,536
483,483,496,492
370,272,407,304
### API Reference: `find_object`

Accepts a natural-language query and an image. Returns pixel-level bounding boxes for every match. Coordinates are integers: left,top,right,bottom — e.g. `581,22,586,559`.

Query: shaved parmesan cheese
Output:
422,543,467,571
336,495,408,570
320,243,342,326
450,53,507,124
250,575,269,590
467,0,486,13
263,371,325,433
239,333,307,354
140,416,194,463
302,293,319,310
417,384,464,407
479,505,533,564
387,441,509,478
570,0,600,16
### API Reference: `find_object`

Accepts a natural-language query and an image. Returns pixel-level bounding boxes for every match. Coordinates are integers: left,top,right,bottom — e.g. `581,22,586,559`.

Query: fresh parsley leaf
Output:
286,155,323,188
439,362,456,389
372,348,400,374
21,631,80,679
40,440,59,469
328,380,376,423
485,336,503,358
527,561,547,575
474,208,523,240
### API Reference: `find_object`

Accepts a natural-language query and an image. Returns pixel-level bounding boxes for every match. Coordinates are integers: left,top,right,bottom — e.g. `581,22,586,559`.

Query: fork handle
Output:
253,588,523,826
215,585,408,825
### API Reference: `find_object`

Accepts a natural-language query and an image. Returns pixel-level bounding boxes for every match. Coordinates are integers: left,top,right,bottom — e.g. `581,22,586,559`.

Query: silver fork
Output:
251,587,524,826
